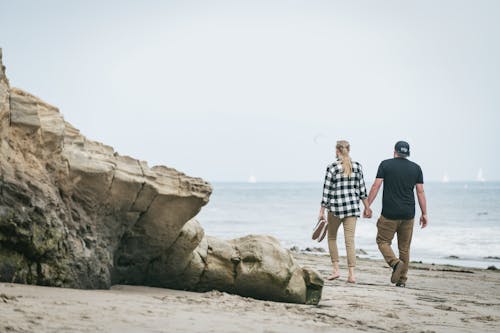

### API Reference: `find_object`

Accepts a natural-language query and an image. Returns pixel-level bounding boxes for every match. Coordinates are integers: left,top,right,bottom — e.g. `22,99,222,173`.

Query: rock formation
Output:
0,49,323,304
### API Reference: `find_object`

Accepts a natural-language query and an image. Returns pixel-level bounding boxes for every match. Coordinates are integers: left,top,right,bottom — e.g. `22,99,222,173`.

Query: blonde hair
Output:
336,140,352,178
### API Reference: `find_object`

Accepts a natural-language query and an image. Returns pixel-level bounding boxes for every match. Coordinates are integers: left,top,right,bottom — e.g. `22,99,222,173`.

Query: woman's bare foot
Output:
347,267,356,283
327,273,340,280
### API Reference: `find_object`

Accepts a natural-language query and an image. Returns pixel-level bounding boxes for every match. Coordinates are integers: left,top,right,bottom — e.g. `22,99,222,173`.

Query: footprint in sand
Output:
462,315,497,322
417,295,446,303
0,293,18,303
348,302,363,309
434,304,458,311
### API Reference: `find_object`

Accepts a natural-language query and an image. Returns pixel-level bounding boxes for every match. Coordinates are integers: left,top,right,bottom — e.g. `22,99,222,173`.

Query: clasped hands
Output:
363,207,373,218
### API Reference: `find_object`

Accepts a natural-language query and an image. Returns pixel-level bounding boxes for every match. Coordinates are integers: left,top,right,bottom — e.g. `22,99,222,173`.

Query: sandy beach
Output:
2,1,500,332
1,252,499,333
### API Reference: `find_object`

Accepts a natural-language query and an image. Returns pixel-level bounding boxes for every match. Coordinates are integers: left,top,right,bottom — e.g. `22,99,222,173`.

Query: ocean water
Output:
196,182,500,269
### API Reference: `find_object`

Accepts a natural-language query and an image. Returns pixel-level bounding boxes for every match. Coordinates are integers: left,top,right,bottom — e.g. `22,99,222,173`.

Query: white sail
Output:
477,168,485,182
442,173,449,183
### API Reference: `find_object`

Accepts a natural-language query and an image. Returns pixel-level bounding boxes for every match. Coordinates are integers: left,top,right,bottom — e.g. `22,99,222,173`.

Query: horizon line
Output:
207,180,500,183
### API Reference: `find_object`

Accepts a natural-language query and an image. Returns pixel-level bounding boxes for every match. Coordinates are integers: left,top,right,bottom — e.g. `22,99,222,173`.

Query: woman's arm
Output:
319,166,333,220
318,206,326,221
358,164,372,218
358,164,368,200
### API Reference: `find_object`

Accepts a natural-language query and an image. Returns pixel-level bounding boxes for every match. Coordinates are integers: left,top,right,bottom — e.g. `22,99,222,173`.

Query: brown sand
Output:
1,253,499,333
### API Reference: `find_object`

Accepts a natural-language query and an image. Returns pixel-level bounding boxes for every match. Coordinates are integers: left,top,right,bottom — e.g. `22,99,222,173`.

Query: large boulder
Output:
0,49,323,304
206,235,322,304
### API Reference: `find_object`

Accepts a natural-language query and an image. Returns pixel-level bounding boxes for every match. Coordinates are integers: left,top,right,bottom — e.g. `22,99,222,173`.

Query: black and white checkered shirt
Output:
321,159,368,218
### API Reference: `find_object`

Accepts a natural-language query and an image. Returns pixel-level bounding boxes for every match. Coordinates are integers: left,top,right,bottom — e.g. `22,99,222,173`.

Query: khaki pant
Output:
376,215,414,283
327,212,357,268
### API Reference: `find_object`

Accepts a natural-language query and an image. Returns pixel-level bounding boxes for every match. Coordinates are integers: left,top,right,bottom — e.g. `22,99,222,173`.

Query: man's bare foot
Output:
347,277,356,283
327,273,340,280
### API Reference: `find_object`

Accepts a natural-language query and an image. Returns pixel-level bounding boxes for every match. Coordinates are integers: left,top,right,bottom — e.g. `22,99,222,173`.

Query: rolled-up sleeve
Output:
358,165,368,199
321,166,334,208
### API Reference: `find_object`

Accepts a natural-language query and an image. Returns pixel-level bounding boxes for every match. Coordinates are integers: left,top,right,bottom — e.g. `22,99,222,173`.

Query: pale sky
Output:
1,0,499,182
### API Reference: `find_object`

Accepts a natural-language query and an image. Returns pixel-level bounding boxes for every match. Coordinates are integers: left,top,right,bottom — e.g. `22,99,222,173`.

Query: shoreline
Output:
291,248,500,270
1,253,499,333
199,181,500,271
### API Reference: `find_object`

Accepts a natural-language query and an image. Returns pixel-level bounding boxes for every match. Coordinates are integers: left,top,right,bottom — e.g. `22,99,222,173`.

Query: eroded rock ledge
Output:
0,49,323,304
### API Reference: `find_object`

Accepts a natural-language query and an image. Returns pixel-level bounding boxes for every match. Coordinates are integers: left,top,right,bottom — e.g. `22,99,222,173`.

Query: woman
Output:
318,140,371,283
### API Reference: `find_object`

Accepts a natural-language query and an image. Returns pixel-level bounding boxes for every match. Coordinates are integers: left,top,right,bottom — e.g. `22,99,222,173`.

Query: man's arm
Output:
363,178,383,218
416,183,428,228
367,178,383,206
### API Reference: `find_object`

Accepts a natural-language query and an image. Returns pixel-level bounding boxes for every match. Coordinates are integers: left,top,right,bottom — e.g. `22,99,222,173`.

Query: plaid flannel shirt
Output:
321,159,368,218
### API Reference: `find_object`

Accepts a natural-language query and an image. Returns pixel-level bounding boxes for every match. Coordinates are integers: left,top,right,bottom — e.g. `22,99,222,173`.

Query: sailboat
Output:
441,173,449,183
248,175,257,183
477,168,485,182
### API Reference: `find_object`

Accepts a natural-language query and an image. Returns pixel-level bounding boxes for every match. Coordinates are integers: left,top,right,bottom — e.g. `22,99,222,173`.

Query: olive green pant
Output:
327,212,357,268
376,215,414,283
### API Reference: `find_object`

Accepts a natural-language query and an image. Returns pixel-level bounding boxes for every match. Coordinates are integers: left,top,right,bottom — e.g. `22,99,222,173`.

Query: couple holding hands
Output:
318,140,428,287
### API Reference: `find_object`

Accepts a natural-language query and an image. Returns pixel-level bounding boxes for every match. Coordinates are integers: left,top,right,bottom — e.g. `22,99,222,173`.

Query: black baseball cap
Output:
395,141,410,157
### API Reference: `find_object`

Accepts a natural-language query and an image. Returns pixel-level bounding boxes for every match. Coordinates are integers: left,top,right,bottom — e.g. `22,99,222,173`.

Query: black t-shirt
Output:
376,158,424,220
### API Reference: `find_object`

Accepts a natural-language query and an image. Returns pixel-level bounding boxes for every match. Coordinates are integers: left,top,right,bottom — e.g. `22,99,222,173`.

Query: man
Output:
365,141,428,287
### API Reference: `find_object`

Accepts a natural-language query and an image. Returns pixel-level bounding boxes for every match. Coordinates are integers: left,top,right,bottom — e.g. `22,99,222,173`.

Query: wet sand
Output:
1,253,499,333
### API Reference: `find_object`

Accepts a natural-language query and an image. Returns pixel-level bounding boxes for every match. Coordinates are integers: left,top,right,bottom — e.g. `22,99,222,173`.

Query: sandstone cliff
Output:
0,49,323,304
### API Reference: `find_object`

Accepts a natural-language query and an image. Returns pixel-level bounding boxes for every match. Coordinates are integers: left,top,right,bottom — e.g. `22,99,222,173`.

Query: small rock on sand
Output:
304,247,326,253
